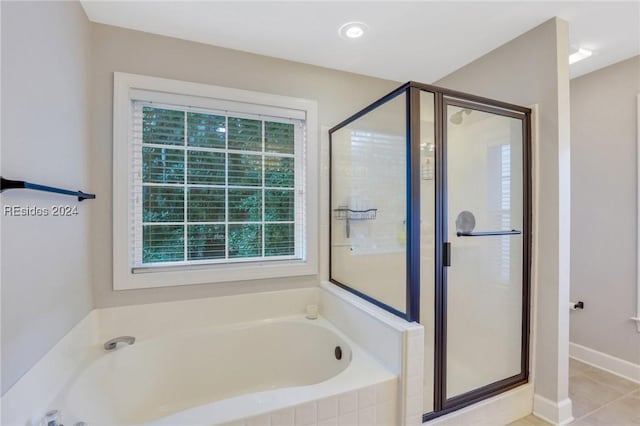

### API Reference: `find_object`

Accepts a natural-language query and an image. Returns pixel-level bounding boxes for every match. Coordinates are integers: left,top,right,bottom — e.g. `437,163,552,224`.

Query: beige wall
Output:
90,23,399,307
570,55,640,364
436,17,572,412
0,5,577,416
1,1,93,394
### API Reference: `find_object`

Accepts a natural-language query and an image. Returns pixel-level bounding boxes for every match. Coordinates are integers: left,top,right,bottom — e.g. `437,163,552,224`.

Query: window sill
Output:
114,258,317,290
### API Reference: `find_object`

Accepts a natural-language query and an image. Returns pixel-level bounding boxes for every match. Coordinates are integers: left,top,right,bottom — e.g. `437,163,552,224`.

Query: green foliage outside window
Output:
140,106,296,264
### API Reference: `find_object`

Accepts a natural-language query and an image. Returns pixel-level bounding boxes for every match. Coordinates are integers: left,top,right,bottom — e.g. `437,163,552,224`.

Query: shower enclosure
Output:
329,82,531,419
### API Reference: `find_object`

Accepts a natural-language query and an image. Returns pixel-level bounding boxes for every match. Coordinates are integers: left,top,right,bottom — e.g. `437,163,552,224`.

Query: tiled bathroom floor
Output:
509,359,640,426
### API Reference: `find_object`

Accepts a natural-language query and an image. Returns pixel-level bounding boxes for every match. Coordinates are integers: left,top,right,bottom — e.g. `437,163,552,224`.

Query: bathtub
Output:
51,315,397,425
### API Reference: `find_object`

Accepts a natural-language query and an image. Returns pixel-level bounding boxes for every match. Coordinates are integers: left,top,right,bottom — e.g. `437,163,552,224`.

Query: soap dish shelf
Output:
333,207,377,221
333,206,377,238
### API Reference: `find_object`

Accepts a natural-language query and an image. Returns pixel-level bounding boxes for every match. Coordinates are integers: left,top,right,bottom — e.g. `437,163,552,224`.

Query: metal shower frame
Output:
328,81,532,419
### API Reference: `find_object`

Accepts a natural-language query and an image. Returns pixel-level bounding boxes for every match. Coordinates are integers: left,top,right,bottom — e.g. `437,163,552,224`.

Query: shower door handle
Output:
443,242,451,267
456,230,521,237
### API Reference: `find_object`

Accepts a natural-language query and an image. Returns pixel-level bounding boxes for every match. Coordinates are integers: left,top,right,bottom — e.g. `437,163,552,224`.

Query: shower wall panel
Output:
330,92,408,314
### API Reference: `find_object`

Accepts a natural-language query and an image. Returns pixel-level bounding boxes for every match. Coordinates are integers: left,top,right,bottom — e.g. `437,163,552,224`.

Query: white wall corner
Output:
555,14,572,410
532,394,573,426
569,342,640,383
0,311,98,426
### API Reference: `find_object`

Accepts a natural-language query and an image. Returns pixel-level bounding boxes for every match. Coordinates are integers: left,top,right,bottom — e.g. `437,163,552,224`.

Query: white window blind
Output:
130,101,305,271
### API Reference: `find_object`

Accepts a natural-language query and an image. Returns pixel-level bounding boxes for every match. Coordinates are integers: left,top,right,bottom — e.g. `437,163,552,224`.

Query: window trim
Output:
113,72,318,290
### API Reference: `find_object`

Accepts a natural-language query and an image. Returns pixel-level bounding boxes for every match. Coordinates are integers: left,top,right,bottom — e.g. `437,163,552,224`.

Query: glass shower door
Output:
444,99,527,401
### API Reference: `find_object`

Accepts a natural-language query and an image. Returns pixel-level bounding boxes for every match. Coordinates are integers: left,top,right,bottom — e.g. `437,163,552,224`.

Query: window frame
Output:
113,72,318,290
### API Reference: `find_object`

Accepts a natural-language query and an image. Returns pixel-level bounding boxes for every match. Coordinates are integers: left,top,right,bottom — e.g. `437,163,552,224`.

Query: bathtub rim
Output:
1,285,417,426
54,315,395,425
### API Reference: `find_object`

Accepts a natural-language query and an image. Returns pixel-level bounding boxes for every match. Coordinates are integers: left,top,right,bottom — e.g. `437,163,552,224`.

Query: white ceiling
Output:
81,1,640,82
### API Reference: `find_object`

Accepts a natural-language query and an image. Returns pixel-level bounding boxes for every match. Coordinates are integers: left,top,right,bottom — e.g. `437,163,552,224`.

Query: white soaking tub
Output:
52,316,396,425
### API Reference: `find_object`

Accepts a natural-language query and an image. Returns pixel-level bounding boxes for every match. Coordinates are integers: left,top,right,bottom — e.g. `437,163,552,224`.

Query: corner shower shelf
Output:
333,206,377,238
333,206,377,221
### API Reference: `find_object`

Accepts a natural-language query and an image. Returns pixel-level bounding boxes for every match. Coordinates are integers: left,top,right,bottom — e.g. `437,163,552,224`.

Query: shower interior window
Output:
487,143,512,284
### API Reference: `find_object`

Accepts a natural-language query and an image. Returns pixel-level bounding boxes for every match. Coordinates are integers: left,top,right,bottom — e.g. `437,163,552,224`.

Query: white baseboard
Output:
569,342,640,384
532,394,573,426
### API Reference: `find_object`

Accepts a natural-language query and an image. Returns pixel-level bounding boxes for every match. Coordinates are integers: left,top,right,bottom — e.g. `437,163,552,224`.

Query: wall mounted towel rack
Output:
0,177,96,201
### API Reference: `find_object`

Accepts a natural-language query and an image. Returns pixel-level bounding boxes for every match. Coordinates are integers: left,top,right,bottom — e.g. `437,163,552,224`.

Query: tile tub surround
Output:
1,285,421,425
225,379,398,426
320,282,425,425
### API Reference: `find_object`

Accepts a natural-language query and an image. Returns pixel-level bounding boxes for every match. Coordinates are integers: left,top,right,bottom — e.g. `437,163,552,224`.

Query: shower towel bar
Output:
0,177,96,201
456,230,521,237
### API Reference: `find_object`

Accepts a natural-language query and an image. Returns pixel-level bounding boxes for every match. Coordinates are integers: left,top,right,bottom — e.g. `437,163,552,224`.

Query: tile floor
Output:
509,358,640,426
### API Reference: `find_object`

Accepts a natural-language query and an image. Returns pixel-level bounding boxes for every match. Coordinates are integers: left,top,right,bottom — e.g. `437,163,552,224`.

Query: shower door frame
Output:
429,92,532,419
328,81,532,420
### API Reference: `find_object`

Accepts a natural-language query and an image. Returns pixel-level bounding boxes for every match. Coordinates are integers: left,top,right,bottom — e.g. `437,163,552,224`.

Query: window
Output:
113,73,318,290
134,104,302,266
488,142,512,284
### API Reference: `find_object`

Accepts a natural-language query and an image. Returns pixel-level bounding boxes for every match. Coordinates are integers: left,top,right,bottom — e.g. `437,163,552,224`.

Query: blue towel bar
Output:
0,177,95,201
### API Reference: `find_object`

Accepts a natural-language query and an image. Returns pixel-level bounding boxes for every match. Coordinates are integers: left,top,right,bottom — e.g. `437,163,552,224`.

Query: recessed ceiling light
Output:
339,22,368,40
569,48,593,65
